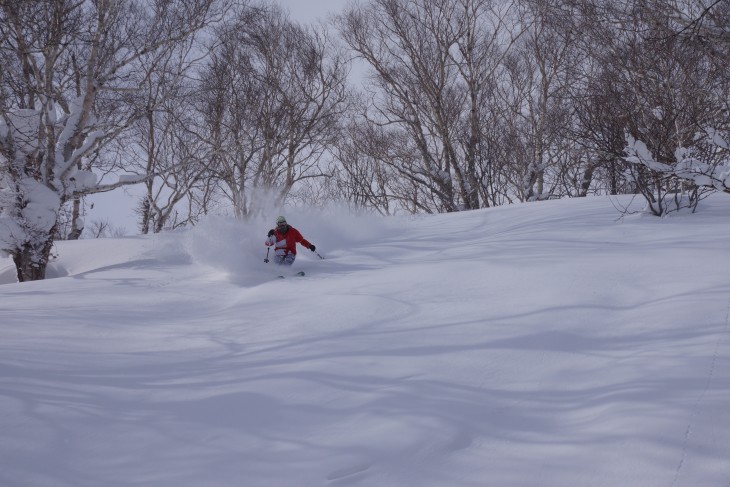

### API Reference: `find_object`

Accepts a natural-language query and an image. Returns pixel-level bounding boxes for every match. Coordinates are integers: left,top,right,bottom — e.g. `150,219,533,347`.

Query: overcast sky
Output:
274,0,351,22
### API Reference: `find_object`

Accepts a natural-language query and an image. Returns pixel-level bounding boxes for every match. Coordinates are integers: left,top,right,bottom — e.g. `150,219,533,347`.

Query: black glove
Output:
309,244,316,252
267,229,274,237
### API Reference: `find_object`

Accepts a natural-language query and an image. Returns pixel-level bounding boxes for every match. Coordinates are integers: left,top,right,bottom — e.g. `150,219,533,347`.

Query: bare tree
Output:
560,0,730,214
338,0,524,213
87,218,127,238
198,3,349,219
660,0,730,48
496,0,580,202
0,0,225,281
125,38,216,234
330,102,420,215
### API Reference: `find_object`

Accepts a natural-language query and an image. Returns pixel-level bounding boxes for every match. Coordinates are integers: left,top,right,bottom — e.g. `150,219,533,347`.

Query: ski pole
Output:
315,250,325,260
264,248,270,263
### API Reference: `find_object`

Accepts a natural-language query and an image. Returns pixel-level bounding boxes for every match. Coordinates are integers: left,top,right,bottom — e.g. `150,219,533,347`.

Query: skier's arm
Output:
265,230,276,246
293,228,316,252
298,235,315,252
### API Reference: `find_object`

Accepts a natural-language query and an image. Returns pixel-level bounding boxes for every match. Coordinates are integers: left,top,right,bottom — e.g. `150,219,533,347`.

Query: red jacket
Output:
265,225,312,255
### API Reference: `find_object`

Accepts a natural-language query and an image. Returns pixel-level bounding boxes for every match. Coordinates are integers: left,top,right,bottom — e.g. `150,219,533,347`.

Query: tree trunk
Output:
68,196,84,239
12,225,57,282
579,163,596,196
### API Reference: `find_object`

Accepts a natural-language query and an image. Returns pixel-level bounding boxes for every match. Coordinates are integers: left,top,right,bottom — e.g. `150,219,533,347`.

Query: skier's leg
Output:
274,253,295,266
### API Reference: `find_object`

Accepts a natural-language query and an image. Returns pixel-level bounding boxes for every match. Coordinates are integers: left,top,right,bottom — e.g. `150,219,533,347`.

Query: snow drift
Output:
1,195,729,487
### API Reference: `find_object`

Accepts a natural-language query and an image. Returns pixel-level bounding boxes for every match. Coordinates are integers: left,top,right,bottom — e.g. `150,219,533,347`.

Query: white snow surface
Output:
1,195,730,487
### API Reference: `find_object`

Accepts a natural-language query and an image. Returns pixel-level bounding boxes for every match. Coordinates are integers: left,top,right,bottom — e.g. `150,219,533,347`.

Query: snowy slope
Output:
1,195,729,487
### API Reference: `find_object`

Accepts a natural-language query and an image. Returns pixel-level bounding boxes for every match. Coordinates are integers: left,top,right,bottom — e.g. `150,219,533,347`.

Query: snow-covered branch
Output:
78,174,150,196
625,134,730,194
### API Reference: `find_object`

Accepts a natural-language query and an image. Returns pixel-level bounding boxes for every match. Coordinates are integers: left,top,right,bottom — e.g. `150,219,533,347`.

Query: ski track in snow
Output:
1,195,730,487
671,293,730,487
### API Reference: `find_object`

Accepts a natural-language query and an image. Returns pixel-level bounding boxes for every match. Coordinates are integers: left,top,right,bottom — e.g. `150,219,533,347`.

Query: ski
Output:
277,271,305,279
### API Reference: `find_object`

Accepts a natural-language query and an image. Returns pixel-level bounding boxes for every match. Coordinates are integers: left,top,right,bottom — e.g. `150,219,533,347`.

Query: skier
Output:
265,216,316,266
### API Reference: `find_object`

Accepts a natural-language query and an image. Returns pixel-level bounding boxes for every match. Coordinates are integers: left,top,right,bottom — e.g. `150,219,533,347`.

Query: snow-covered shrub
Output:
623,131,730,216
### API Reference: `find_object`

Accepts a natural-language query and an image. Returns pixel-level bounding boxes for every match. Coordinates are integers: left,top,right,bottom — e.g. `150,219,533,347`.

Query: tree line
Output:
1,0,729,281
